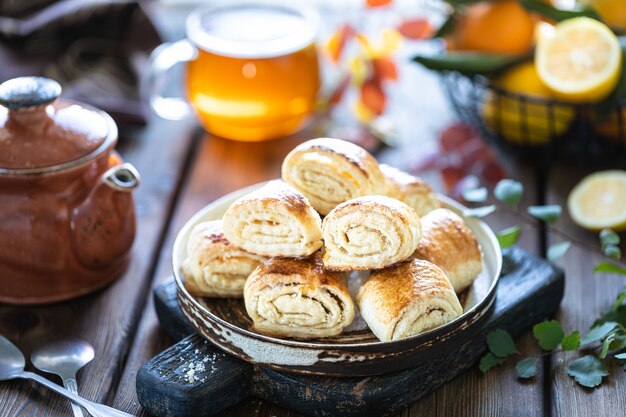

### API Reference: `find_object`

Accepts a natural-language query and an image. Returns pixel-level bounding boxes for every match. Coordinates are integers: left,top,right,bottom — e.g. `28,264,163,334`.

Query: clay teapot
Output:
0,77,140,304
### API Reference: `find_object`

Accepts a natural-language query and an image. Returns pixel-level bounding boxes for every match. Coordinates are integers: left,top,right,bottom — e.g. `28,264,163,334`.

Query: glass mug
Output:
145,1,321,141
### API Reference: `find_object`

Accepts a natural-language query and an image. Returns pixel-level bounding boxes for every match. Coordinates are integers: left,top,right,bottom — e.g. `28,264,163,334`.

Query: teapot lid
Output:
0,77,112,170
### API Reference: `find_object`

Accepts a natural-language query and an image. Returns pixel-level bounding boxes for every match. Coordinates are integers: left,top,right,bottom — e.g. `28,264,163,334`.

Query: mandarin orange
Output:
449,0,536,55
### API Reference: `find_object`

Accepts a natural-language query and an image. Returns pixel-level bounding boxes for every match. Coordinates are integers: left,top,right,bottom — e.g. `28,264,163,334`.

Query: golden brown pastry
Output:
412,208,483,293
281,138,387,215
356,259,463,342
244,256,355,339
182,220,268,298
322,195,421,271
222,180,323,257
380,164,441,216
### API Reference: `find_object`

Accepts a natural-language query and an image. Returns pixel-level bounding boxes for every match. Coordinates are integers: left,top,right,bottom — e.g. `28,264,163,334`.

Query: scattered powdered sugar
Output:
179,350,220,384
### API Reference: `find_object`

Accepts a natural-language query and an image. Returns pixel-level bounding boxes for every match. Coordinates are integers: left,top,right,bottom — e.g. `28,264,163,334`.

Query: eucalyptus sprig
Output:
480,286,626,387
463,178,571,261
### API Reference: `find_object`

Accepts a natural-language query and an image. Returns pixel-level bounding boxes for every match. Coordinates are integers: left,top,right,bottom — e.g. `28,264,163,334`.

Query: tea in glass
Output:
185,3,320,141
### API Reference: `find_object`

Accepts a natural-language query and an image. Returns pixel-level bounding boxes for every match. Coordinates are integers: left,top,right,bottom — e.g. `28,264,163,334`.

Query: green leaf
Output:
479,352,506,373
594,306,626,329
562,331,581,351
615,353,626,360
600,229,621,247
520,0,602,22
581,322,619,345
516,357,537,379
528,205,562,223
463,205,496,218
412,53,522,76
594,262,626,276
533,320,565,350
567,355,608,388
463,187,488,203
547,241,571,262
434,14,455,38
497,225,522,249
599,332,617,359
494,179,524,206
613,287,626,312
487,329,518,358
604,245,622,260
607,334,626,354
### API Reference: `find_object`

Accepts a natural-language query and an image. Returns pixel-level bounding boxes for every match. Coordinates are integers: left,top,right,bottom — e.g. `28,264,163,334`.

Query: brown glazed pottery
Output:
0,77,140,304
173,183,502,376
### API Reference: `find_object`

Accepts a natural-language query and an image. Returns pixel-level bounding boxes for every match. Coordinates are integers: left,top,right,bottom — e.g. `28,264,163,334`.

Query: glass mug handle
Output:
142,40,198,120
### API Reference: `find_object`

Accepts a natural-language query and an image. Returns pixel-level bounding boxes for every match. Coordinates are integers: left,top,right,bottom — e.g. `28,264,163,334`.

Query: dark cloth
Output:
0,0,162,125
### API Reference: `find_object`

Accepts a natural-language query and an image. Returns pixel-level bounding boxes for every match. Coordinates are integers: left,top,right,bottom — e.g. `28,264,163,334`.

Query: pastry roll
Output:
322,195,421,271
380,164,441,216
356,259,463,342
281,138,386,215
412,208,483,293
222,180,323,257
182,220,267,298
244,256,355,339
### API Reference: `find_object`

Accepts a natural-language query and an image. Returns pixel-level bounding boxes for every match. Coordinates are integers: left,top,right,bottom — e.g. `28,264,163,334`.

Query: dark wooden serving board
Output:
137,247,564,417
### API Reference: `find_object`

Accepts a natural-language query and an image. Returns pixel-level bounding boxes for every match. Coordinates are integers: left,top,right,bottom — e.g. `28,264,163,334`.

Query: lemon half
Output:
535,17,622,103
568,170,626,231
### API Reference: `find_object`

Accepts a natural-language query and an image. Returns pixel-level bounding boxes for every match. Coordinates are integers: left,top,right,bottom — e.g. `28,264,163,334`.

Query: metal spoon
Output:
0,336,135,417
31,339,95,417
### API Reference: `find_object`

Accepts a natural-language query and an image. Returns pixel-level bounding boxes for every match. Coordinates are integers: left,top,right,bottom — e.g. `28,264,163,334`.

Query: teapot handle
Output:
103,163,141,192
71,161,139,269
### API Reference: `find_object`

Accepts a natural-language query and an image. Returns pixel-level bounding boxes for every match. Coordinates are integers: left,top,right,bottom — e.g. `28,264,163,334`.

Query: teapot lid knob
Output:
0,77,61,110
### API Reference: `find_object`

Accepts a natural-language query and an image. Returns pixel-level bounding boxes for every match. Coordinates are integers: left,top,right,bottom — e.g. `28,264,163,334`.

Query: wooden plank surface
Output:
397,151,547,417
546,163,626,417
0,118,198,416
112,130,320,415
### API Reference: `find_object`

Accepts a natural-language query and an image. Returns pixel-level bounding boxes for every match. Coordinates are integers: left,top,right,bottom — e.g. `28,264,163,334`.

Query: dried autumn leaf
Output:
360,79,386,116
381,28,402,54
372,57,398,83
327,74,351,108
366,0,393,7
353,100,376,124
398,18,434,39
327,23,354,63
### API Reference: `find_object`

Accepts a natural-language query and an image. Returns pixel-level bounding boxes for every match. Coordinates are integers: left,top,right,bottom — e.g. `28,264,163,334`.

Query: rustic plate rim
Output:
172,181,502,349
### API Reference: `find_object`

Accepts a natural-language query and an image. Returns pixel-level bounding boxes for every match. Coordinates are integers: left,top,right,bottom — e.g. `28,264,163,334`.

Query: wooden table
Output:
1,3,626,417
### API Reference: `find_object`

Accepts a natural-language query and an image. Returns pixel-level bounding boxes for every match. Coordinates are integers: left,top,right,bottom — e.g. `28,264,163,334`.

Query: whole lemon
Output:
481,62,574,144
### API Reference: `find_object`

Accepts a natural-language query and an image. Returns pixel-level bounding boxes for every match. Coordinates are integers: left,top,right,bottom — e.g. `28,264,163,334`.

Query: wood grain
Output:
136,247,564,417
402,150,548,417
111,129,321,414
546,164,626,417
0,118,198,416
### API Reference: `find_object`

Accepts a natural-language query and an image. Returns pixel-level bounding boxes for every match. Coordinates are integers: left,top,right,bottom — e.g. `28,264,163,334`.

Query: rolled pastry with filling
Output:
412,208,483,293
182,220,268,298
222,180,323,257
322,195,421,271
356,259,463,342
380,164,441,216
281,138,386,215
244,256,355,339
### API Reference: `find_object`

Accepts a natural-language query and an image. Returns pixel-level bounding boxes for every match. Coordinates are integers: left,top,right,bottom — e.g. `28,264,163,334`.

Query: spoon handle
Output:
19,371,136,417
64,377,85,417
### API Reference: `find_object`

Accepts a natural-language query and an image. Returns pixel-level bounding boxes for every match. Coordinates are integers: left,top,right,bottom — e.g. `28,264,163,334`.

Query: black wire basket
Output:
441,71,626,163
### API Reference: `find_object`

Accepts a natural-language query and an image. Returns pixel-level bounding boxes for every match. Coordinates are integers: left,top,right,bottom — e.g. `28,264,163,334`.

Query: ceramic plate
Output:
173,182,502,376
